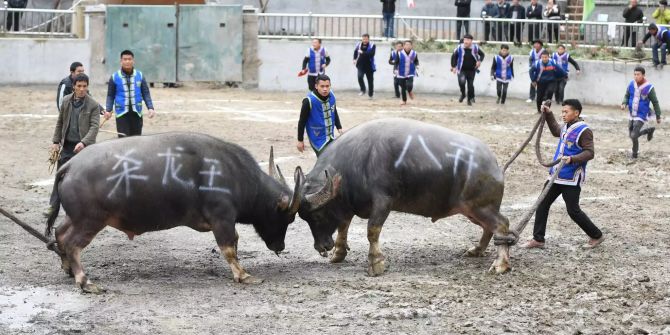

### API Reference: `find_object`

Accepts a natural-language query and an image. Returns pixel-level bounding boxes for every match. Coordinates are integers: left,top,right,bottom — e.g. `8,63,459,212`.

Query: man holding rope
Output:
524,99,604,249
45,74,100,217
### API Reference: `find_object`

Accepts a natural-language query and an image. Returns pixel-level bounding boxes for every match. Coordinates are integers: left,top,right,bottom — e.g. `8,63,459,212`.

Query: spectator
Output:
508,0,526,46
527,0,544,44
496,0,511,41
544,0,561,43
6,0,27,32
455,0,472,39
381,0,396,38
623,0,644,47
353,34,376,98
652,0,670,25
642,23,669,68
481,0,499,42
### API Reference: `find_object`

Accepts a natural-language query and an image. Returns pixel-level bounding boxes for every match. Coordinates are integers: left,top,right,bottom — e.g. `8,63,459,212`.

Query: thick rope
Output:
0,206,64,257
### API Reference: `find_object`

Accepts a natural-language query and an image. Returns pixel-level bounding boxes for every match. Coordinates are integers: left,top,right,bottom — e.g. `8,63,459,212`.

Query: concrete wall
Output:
258,39,669,109
0,38,91,84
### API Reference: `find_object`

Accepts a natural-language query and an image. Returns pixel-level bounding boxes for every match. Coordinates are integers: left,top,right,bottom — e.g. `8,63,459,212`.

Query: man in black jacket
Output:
622,0,644,47
6,0,27,31
353,34,376,98
455,0,472,39
508,0,526,46
451,34,485,105
57,62,85,112
495,0,511,41
381,0,396,38
526,0,543,43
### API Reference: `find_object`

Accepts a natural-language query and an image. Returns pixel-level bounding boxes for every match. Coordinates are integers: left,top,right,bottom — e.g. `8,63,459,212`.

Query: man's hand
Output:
352,60,357,65
620,104,626,111
74,142,85,154
541,103,552,114
148,109,156,119
491,75,495,81
337,128,344,135
297,141,305,153
657,117,662,124
576,70,581,75
532,81,538,88
104,111,112,120
562,156,572,164
451,68,457,74
475,61,481,69
51,143,60,153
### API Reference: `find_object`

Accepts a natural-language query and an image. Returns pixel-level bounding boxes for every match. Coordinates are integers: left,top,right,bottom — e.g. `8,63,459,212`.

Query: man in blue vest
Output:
526,40,545,103
301,39,331,92
490,44,514,104
529,50,566,113
620,66,662,159
552,45,581,105
524,99,604,249
353,33,376,99
297,74,343,156
642,23,670,69
104,50,155,137
450,34,485,106
395,40,419,105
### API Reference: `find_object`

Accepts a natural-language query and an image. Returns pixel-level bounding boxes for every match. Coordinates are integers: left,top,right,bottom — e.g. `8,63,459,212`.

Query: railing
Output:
0,7,77,37
258,13,668,48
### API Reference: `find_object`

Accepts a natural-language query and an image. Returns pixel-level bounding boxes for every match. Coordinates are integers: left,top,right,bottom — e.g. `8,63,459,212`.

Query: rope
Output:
496,100,565,246
0,206,64,257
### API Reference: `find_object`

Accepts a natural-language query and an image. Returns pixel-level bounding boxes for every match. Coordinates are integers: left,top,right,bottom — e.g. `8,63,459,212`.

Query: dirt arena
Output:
0,85,668,335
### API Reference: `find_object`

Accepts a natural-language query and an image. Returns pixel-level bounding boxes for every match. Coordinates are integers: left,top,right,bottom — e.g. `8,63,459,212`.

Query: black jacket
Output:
451,46,485,71
455,0,472,18
496,1,511,18
508,4,526,20
527,3,543,20
381,0,396,13
353,42,376,71
57,75,74,112
623,5,644,23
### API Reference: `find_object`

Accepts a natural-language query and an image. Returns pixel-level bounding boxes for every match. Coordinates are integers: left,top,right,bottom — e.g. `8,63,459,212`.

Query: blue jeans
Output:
383,12,394,38
652,42,667,65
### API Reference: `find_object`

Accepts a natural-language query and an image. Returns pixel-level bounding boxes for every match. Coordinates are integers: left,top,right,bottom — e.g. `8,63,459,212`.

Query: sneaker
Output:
358,91,365,96
467,99,472,106
472,97,476,103
496,97,501,104
400,101,407,106
631,152,638,159
660,63,665,70
582,236,605,249
522,239,545,249
459,95,466,103
501,101,506,105
647,127,655,141
368,95,374,100
526,99,533,103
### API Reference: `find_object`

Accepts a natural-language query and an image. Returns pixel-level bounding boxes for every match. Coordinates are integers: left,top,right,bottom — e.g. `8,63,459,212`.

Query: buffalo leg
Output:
54,217,73,276
330,218,353,263
463,222,493,258
367,200,391,276
212,221,262,284
468,206,511,273
59,217,105,293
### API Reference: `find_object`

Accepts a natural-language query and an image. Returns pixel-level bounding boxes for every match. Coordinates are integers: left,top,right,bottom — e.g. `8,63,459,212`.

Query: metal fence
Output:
258,13,668,48
0,7,76,37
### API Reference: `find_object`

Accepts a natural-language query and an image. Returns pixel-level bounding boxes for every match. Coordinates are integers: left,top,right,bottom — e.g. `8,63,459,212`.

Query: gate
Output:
105,5,243,83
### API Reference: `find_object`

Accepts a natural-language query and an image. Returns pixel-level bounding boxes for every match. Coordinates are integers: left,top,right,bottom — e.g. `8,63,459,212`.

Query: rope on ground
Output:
0,206,64,257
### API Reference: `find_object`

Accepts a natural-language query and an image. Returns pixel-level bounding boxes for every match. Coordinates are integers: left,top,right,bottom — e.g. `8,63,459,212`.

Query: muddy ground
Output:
0,85,668,335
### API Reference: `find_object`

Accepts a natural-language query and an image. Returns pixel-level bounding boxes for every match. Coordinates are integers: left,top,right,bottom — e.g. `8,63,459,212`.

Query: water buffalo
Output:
299,118,512,275
47,132,304,292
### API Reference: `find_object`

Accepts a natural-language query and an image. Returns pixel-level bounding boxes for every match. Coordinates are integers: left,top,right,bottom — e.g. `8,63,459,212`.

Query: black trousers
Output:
48,142,76,208
496,81,509,103
529,83,536,100
555,77,568,104
307,75,317,91
393,77,401,98
484,22,493,41
6,11,22,31
458,70,476,100
116,111,143,137
527,22,541,42
533,181,602,243
456,20,469,39
547,22,560,43
510,23,523,44
622,27,637,47
495,22,508,41
357,69,374,97
535,80,558,112
629,120,654,156
398,77,414,102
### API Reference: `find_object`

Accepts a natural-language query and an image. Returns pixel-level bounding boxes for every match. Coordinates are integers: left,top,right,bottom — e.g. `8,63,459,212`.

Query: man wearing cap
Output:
642,23,670,69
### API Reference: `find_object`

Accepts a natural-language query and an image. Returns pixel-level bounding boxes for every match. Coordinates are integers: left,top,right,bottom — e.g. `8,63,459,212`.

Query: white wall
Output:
0,38,91,84
258,39,670,109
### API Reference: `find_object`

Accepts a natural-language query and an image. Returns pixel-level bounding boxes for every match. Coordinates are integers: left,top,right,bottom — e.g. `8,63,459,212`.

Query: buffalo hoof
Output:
81,282,104,294
237,275,264,285
330,248,348,263
463,246,487,257
488,260,511,274
367,258,386,277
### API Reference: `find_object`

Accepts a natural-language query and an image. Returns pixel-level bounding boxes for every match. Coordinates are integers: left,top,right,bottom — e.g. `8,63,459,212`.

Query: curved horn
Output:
305,170,341,210
287,166,305,215
269,146,288,186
